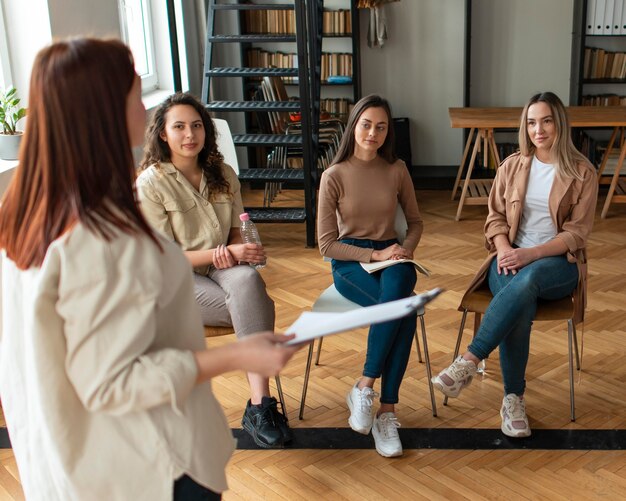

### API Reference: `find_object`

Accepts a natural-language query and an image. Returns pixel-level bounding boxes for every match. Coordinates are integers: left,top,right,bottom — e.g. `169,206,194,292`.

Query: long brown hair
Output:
331,94,397,165
518,91,587,181
140,92,230,195
0,38,160,270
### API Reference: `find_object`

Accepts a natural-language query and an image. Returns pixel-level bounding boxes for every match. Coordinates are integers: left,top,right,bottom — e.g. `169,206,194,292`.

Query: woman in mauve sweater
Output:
317,94,424,458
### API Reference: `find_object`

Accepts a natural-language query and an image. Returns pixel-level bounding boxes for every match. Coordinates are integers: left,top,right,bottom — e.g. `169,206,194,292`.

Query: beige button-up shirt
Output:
136,162,243,275
0,221,235,500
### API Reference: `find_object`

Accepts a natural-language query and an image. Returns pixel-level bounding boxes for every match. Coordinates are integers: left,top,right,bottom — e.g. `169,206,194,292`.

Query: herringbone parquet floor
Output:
1,188,626,500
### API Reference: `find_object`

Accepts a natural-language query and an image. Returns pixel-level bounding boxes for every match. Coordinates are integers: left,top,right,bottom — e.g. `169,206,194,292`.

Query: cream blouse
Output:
0,221,235,500
136,162,243,275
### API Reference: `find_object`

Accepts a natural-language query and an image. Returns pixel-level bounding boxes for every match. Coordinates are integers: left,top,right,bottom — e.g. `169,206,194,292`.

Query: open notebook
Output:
285,287,443,345
360,259,430,277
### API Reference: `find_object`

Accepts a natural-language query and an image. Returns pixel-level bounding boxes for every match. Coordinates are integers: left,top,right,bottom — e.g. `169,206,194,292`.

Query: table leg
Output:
488,130,501,168
451,127,476,200
597,127,619,180
601,138,626,219
456,129,484,221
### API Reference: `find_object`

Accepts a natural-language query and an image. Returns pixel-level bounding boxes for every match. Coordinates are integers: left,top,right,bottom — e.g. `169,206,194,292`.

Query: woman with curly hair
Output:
136,93,290,448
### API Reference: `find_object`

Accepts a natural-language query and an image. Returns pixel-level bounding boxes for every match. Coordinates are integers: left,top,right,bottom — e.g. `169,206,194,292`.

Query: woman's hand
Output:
194,332,301,382
498,247,537,274
371,244,412,262
213,244,236,269
227,243,267,265
236,332,300,376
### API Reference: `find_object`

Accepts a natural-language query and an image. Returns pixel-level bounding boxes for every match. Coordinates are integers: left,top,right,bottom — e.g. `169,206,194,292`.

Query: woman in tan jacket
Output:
432,92,598,438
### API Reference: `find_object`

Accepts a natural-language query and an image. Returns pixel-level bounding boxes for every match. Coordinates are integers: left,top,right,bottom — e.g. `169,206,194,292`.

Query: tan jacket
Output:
462,153,598,324
0,221,235,500
136,162,243,275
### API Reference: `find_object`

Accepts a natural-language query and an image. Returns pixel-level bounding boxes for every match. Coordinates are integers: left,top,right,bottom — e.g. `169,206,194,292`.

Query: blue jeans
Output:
332,238,417,404
468,255,579,396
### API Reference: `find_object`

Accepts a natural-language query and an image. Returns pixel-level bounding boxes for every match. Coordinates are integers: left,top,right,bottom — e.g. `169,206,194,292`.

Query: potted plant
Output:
0,86,26,160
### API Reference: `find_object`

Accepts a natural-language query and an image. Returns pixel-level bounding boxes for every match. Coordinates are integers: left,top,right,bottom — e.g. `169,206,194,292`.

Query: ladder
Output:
202,0,323,247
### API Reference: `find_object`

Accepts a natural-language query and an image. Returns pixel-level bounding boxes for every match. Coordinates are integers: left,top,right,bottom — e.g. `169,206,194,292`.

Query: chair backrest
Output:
394,204,408,243
212,118,239,174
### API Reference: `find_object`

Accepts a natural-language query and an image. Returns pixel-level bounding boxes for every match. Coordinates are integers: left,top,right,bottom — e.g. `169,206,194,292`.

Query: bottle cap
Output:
239,212,250,222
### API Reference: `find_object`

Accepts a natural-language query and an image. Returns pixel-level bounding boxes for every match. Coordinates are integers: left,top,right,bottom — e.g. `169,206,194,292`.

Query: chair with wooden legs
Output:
443,285,582,421
204,326,289,420
298,286,437,420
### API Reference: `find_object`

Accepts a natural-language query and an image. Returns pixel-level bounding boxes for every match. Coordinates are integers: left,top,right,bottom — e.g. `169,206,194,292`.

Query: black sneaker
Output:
263,396,293,444
242,399,283,448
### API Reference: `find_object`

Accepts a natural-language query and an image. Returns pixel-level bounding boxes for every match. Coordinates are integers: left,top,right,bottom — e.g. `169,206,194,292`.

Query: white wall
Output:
470,0,574,107
3,0,52,99
359,0,466,167
47,0,120,38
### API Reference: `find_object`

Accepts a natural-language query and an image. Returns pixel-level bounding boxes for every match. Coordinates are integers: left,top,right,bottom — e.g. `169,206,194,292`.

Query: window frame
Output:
118,0,159,93
0,0,13,90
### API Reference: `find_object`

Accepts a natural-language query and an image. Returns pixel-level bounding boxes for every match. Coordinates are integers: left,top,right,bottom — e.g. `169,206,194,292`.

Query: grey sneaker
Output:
431,355,478,398
346,383,378,434
500,394,531,438
372,412,403,458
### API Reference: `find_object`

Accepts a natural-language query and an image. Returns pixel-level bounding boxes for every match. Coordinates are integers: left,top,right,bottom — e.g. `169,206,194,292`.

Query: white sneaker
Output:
431,356,478,398
500,394,531,438
372,412,403,458
346,383,377,434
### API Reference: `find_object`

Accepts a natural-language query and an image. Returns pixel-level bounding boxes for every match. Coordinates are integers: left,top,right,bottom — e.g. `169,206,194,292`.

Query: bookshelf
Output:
571,0,626,169
240,0,360,123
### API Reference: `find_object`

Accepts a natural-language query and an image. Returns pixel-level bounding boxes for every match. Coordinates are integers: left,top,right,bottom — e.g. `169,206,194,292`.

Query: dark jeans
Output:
468,256,579,396
332,238,417,404
174,475,221,501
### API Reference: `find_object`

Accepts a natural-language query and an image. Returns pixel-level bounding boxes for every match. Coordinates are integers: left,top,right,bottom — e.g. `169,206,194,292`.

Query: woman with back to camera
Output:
136,93,291,449
432,92,598,437
0,38,298,500
317,94,424,458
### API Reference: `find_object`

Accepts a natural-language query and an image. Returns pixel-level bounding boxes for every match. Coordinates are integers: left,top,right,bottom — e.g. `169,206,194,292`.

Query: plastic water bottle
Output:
239,212,266,270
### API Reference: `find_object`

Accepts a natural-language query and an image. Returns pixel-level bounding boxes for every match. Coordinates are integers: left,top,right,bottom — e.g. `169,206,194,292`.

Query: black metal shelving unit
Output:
202,0,327,247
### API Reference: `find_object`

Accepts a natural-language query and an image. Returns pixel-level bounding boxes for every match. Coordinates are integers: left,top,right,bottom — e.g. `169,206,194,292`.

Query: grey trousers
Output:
193,265,275,338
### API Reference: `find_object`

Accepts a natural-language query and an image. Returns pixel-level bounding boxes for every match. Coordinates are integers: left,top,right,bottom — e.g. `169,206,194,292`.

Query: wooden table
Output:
449,106,626,221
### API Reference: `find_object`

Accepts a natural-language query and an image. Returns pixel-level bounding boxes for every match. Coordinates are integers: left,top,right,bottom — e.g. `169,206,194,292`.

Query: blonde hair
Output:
518,92,587,181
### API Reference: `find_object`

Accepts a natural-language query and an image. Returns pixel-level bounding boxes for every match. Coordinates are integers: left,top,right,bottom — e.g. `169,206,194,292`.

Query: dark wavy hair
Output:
0,38,160,269
331,94,397,165
140,92,230,195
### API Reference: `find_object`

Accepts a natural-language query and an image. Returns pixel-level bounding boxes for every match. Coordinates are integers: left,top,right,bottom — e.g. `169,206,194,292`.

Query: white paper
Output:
285,287,443,345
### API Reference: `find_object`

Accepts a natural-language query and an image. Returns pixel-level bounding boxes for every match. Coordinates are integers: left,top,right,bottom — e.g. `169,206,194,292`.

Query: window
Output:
119,0,158,92
0,0,12,90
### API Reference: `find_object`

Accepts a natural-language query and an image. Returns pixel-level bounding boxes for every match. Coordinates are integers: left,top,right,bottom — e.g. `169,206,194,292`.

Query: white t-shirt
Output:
514,155,557,248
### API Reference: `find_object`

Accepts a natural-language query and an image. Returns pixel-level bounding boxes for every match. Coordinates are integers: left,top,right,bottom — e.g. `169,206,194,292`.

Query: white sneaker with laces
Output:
431,355,478,398
346,383,377,434
372,412,403,458
500,393,531,438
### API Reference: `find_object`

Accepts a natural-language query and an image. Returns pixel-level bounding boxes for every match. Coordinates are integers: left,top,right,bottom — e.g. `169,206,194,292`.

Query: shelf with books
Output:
240,0,360,122
572,1,626,107
571,0,626,176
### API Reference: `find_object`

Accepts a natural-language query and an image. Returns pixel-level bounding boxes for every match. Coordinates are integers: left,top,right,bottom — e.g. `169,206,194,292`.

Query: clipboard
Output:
285,287,443,345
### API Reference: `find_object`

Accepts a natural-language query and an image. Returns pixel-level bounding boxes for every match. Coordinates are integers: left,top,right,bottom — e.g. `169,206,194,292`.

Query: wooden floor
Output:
2,188,626,500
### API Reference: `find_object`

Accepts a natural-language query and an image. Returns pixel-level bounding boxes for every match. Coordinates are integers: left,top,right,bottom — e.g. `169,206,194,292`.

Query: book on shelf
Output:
242,9,352,35
361,259,431,277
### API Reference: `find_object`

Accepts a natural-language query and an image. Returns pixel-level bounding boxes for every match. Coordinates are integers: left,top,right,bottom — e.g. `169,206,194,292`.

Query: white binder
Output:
595,0,607,34
614,0,624,32
587,0,597,34
603,0,615,34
